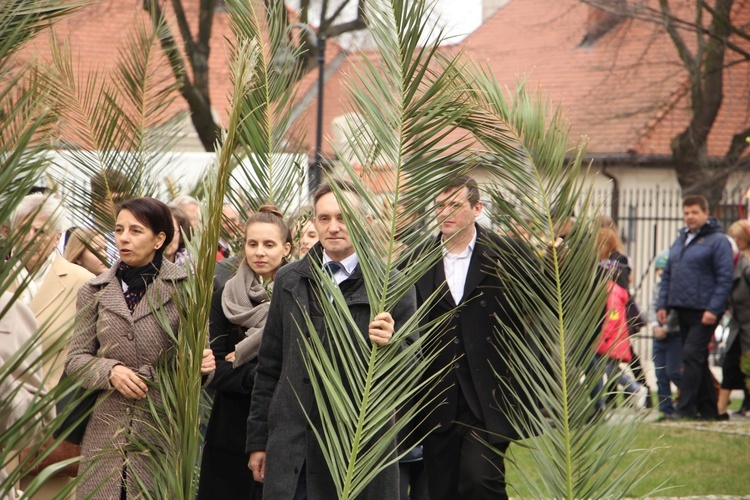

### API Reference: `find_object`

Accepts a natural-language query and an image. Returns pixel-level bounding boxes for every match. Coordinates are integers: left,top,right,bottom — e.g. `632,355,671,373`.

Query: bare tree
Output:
143,0,368,151
582,0,750,209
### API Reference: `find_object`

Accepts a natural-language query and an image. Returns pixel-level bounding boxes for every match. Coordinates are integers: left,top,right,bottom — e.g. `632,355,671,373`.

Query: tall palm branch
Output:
459,69,657,498
124,35,262,499
298,0,486,497
43,7,184,237
221,0,309,217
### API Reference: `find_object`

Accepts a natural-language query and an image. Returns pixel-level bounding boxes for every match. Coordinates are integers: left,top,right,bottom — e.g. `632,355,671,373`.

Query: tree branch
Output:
144,0,219,151
658,0,696,71
724,126,750,165
169,0,196,68
324,1,366,37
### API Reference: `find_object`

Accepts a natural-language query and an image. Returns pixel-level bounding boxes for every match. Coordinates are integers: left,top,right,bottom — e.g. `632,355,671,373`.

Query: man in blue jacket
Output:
657,194,733,420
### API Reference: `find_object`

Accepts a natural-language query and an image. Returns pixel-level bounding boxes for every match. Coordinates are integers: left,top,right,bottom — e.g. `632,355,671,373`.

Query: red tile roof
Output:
293,0,750,160
16,0,750,162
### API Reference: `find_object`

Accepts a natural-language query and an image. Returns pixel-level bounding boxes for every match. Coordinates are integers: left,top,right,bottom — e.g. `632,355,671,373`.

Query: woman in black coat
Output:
197,206,291,500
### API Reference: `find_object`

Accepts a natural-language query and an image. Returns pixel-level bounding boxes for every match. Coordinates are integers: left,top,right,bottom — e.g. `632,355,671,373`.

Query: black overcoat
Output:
246,244,416,499
414,225,535,443
197,284,261,499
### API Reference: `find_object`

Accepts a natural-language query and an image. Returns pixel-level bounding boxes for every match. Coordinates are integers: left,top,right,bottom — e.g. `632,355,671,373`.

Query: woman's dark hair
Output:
168,204,192,250
245,205,292,246
116,197,174,253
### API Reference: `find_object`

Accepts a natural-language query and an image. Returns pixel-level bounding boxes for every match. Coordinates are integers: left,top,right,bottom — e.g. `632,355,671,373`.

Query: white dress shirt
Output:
322,252,359,285
442,230,477,305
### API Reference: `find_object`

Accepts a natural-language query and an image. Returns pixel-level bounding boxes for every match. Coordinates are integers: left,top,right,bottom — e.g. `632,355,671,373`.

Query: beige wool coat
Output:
65,259,187,499
32,254,95,390
16,253,93,500
0,292,50,500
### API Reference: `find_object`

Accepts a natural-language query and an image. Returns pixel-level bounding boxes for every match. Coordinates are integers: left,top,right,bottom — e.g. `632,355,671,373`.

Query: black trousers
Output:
423,394,510,500
675,308,719,419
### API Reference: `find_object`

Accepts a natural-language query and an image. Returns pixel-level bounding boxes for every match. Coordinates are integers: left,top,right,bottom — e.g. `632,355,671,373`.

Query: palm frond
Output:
124,37,261,498
0,6,99,494
222,0,309,217
0,0,88,68
298,0,483,497
43,13,181,236
459,67,658,498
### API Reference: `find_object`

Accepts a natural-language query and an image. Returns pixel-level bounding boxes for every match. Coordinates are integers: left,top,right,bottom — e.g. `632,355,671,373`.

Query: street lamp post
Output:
292,23,327,194
312,33,326,193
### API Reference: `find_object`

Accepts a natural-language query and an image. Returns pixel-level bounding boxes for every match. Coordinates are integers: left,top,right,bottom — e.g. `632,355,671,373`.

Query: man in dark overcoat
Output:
246,180,416,499
414,175,534,500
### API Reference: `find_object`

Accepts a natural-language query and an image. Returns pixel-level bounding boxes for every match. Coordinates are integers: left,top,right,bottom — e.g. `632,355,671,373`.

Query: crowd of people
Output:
3,173,749,499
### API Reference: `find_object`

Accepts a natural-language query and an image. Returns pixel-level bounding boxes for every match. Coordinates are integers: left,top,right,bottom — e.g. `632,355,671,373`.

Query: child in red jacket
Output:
595,266,649,410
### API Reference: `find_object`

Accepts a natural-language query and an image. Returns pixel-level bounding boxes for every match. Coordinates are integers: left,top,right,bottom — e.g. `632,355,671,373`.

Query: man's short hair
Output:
443,175,480,207
10,193,67,233
312,179,359,213
683,194,709,212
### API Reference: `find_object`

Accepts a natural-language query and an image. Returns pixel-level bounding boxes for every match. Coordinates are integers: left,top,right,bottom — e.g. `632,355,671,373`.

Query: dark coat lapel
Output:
132,260,187,322
462,225,492,301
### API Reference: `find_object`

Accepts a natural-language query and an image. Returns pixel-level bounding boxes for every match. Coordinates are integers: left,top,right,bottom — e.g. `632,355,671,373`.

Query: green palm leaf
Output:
124,37,261,499
459,67,659,498
297,0,480,497
220,0,309,216
43,10,182,237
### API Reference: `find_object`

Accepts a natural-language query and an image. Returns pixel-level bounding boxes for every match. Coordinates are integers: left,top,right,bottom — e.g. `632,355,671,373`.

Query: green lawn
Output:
505,418,750,497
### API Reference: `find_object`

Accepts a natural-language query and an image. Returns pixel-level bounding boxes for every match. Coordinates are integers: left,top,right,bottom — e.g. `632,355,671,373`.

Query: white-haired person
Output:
9,193,94,498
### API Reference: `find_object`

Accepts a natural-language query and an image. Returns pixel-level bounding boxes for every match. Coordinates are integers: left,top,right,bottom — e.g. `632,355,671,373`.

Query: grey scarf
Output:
221,259,271,367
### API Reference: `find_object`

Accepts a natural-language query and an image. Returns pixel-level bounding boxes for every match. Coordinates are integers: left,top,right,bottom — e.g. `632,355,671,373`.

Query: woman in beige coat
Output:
65,198,214,499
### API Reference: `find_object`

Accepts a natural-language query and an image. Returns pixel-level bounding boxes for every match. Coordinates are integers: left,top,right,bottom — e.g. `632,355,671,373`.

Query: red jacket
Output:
596,282,632,362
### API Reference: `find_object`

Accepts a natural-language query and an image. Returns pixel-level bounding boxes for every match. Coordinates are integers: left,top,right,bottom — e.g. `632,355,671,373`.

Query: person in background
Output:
164,205,192,267
649,250,683,421
594,261,649,410
10,193,94,499
198,205,292,500
90,169,131,264
596,224,653,408
718,221,750,419
0,293,52,500
217,204,242,261
65,197,215,498
657,195,733,421
289,206,318,259
171,195,201,229
63,227,109,276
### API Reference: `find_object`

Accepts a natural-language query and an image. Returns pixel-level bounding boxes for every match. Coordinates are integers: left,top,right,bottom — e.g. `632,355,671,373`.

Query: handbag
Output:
52,370,100,446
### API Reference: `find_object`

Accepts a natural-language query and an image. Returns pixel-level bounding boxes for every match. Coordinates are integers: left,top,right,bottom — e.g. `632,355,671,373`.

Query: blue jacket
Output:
657,217,733,316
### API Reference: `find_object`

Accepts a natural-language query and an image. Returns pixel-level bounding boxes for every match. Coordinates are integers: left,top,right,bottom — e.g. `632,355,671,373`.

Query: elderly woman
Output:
65,197,215,498
10,193,94,498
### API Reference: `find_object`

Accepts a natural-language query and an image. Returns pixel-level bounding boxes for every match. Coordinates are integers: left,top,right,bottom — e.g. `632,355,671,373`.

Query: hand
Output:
109,365,148,400
652,326,667,341
201,348,216,375
226,351,236,363
369,312,394,346
701,310,718,326
249,451,266,482
656,309,667,325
